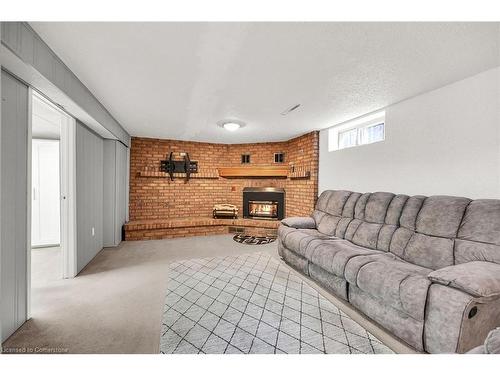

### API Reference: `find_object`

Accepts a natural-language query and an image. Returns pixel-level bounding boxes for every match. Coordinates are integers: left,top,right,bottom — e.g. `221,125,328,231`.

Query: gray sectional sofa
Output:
277,190,500,353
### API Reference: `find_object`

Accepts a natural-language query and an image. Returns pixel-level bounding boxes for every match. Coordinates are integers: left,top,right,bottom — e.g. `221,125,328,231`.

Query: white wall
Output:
76,122,103,273
319,67,500,199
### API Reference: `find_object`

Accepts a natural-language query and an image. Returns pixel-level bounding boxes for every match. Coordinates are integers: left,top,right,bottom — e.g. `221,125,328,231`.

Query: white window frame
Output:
328,110,385,151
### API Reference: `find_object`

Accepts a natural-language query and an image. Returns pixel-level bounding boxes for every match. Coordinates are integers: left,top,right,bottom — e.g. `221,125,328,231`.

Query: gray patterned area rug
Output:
160,252,393,354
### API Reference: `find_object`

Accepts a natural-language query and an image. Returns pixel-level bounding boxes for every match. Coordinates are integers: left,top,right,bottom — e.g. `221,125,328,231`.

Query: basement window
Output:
328,111,385,151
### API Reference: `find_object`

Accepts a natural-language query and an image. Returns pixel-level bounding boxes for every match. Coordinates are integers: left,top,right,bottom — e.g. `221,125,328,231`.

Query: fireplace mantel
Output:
218,166,289,178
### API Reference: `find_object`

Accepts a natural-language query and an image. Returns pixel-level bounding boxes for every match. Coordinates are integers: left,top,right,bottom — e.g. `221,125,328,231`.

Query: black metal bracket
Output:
160,152,198,181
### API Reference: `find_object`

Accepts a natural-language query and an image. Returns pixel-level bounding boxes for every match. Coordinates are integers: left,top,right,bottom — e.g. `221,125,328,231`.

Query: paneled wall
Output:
129,132,319,221
115,142,127,241
1,71,28,341
76,122,103,272
103,139,127,247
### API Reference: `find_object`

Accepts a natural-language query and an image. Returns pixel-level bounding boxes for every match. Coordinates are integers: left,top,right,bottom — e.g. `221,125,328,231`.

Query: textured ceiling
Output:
31,22,500,143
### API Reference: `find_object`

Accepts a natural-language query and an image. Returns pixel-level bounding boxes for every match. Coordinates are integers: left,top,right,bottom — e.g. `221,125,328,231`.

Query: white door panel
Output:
31,139,60,247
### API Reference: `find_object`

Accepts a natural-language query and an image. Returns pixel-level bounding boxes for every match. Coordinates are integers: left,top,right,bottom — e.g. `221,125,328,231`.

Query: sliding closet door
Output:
1,70,29,341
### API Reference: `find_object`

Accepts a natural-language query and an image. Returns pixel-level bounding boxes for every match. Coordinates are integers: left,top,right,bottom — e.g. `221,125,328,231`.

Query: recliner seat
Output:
278,190,500,353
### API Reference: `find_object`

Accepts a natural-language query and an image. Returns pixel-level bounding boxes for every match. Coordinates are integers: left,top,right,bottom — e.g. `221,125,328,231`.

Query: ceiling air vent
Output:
281,104,301,116
274,152,285,163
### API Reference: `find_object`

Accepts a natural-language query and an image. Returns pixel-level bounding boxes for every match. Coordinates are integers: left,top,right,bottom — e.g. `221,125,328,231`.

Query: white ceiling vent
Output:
281,104,301,116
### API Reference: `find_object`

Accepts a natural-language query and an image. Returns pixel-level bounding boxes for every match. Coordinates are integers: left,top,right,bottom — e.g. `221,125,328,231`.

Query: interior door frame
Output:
26,88,33,319
59,106,77,279
28,90,77,318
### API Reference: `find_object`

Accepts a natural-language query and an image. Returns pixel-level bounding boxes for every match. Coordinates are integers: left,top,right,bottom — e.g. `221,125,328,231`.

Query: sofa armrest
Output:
467,328,500,354
428,261,500,299
484,328,500,353
281,216,316,229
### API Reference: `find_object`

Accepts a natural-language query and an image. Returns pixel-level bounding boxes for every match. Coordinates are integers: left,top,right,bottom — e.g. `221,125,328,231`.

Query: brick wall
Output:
129,131,319,221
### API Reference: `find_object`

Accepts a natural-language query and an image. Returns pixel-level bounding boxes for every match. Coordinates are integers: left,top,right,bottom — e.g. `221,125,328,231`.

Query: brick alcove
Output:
125,131,319,240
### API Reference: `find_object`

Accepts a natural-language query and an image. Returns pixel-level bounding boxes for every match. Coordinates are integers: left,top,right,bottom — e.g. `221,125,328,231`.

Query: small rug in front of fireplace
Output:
160,252,393,354
232,234,276,245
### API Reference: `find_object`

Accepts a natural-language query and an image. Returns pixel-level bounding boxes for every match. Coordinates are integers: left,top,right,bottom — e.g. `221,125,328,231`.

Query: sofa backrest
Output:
312,190,500,270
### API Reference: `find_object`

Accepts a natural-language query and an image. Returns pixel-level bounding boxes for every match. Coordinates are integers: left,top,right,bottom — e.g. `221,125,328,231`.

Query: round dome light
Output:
222,122,241,131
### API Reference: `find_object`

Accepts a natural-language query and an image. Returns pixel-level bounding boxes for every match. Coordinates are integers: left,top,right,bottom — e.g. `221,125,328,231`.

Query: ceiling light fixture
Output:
223,122,241,131
218,120,245,132
281,104,301,116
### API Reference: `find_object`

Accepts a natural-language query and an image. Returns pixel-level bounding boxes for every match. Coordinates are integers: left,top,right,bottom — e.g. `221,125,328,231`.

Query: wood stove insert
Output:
243,187,285,220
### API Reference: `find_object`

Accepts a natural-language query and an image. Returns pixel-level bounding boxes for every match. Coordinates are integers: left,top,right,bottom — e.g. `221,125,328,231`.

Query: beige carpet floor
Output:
31,246,62,285
2,235,415,354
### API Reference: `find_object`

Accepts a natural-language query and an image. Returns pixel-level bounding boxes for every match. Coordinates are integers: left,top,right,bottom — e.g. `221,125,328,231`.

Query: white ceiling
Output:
32,94,61,140
30,22,500,143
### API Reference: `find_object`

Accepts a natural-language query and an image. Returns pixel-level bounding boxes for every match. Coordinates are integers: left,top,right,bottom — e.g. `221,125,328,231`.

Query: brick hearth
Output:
124,218,280,241
126,131,319,240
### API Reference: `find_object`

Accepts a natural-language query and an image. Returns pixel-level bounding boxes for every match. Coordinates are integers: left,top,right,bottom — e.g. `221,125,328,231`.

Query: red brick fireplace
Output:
124,131,319,240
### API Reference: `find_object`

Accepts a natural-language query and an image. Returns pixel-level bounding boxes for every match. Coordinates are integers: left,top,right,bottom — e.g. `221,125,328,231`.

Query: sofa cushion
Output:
313,190,362,236
315,190,334,212
377,224,398,251
335,217,354,238
310,240,380,278
403,232,454,270
342,192,362,218
349,222,397,252
351,222,383,249
354,193,371,220
279,226,337,258
344,219,362,241
458,200,500,245
344,252,397,285
389,194,460,269
400,195,426,230
365,192,395,223
389,229,455,270
346,255,432,321
316,190,352,216
454,239,500,265
385,194,409,225
316,214,342,236
389,227,413,258
416,196,471,238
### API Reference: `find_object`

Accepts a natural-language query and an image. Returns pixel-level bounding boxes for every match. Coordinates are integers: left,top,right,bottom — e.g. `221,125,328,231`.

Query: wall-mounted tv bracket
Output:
160,152,198,181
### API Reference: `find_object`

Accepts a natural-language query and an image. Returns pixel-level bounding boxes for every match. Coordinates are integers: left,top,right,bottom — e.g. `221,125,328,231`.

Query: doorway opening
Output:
29,91,77,316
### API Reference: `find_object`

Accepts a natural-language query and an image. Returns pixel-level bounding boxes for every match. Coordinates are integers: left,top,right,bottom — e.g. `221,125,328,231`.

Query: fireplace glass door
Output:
248,200,278,219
